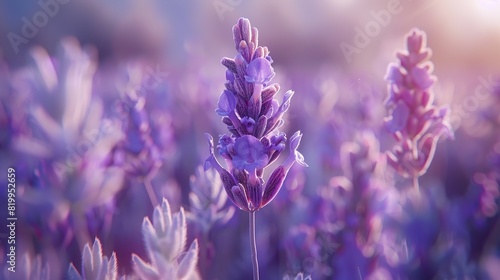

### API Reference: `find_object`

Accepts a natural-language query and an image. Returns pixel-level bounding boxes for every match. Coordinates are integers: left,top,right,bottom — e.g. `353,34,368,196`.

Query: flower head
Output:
204,18,306,212
132,198,200,280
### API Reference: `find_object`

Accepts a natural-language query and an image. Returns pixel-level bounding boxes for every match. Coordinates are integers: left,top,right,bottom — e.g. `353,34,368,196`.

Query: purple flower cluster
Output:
204,18,307,212
384,29,453,179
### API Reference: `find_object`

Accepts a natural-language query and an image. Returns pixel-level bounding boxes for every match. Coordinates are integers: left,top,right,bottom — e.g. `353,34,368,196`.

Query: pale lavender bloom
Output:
0,60,13,150
110,63,167,179
205,18,307,213
384,29,453,178
12,39,124,245
108,62,180,208
187,166,235,234
68,238,119,280
132,198,200,280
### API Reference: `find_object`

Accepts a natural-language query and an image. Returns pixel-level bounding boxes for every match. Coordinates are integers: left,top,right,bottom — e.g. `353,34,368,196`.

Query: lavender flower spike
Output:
205,17,306,213
204,17,306,280
384,29,453,185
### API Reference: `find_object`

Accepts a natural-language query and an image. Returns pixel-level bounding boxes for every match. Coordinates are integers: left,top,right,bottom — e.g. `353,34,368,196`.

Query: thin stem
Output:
249,211,259,280
413,175,420,194
144,176,159,207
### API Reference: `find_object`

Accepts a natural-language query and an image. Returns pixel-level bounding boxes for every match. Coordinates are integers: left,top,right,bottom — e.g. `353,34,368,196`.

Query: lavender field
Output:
1,1,500,279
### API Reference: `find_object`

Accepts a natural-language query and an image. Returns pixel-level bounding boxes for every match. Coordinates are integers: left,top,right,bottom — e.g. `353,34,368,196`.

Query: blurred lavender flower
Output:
384,29,453,184
12,38,124,247
108,62,179,208
187,166,235,233
317,131,388,279
204,17,307,280
132,198,200,280
68,238,119,280
473,172,500,217
186,166,235,276
0,60,13,151
111,92,162,179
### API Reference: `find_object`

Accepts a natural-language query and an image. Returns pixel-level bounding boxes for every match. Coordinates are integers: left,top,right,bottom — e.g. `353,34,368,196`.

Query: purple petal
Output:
232,135,269,171
215,90,236,116
245,57,275,85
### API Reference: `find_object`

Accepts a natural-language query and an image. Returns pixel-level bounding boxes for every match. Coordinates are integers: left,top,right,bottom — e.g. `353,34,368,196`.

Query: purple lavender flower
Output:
384,29,453,185
3,254,51,280
205,18,307,213
204,17,306,280
12,39,124,249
